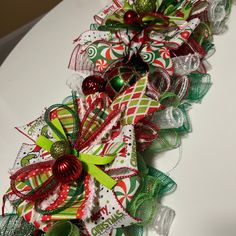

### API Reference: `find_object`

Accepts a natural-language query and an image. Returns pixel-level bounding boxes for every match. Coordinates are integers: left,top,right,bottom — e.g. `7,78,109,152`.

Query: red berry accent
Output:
124,10,138,25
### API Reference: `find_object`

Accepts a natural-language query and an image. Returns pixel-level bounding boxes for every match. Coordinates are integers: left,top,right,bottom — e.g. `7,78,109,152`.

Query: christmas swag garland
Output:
0,0,234,235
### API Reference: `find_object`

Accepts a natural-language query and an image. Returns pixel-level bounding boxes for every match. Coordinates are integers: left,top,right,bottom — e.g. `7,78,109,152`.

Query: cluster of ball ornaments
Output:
124,0,157,24
82,55,150,98
81,0,165,99
50,140,83,184
82,63,141,98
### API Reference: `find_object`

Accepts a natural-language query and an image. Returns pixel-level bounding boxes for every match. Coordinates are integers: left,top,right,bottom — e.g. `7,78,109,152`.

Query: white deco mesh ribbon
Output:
152,203,176,236
172,53,200,76
151,107,184,129
207,0,231,35
66,73,90,97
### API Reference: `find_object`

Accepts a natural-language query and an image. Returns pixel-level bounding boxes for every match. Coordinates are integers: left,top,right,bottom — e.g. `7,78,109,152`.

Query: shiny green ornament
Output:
134,0,157,15
105,63,140,98
50,140,71,159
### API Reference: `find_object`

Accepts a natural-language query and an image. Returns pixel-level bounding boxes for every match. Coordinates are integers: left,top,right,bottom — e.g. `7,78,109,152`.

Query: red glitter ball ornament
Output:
52,154,82,184
124,10,139,25
82,75,106,95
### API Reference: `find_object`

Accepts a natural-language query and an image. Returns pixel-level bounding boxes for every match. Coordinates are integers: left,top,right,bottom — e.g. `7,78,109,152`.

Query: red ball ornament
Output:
124,10,139,25
82,75,106,95
52,154,82,184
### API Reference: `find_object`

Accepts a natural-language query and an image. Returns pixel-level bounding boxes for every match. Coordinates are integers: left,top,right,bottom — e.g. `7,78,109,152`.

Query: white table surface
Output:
0,1,236,236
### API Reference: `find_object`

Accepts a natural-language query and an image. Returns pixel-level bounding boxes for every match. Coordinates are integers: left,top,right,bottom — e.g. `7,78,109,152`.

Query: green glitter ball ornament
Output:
134,0,157,15
50,140,71,159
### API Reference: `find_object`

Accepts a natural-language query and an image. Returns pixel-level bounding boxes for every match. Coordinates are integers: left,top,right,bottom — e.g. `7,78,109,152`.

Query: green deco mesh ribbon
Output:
116,154,176,235
186,73,212,103
142,129,181,155
0,214,36,236
126,154,176,227
160,92,181,108
176,102,192,134
117,224,144,236
45,221,80,236
202,41,215,57
148,166,177,197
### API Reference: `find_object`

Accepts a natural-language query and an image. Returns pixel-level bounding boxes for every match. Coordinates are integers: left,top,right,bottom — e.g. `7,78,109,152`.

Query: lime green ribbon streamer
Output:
78,153,117,190
36,118,117,190
51,118,67,141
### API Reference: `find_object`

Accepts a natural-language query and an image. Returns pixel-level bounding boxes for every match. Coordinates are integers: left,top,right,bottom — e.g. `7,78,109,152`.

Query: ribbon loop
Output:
79,153,117,189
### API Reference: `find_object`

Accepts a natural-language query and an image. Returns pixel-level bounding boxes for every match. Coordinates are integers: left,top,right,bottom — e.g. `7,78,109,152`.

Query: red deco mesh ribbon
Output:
171,37,206,58
135,119,160,151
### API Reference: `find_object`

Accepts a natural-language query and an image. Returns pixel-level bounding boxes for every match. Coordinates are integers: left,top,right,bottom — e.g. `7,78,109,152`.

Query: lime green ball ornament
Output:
134,0,157,15
50,140,71,159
